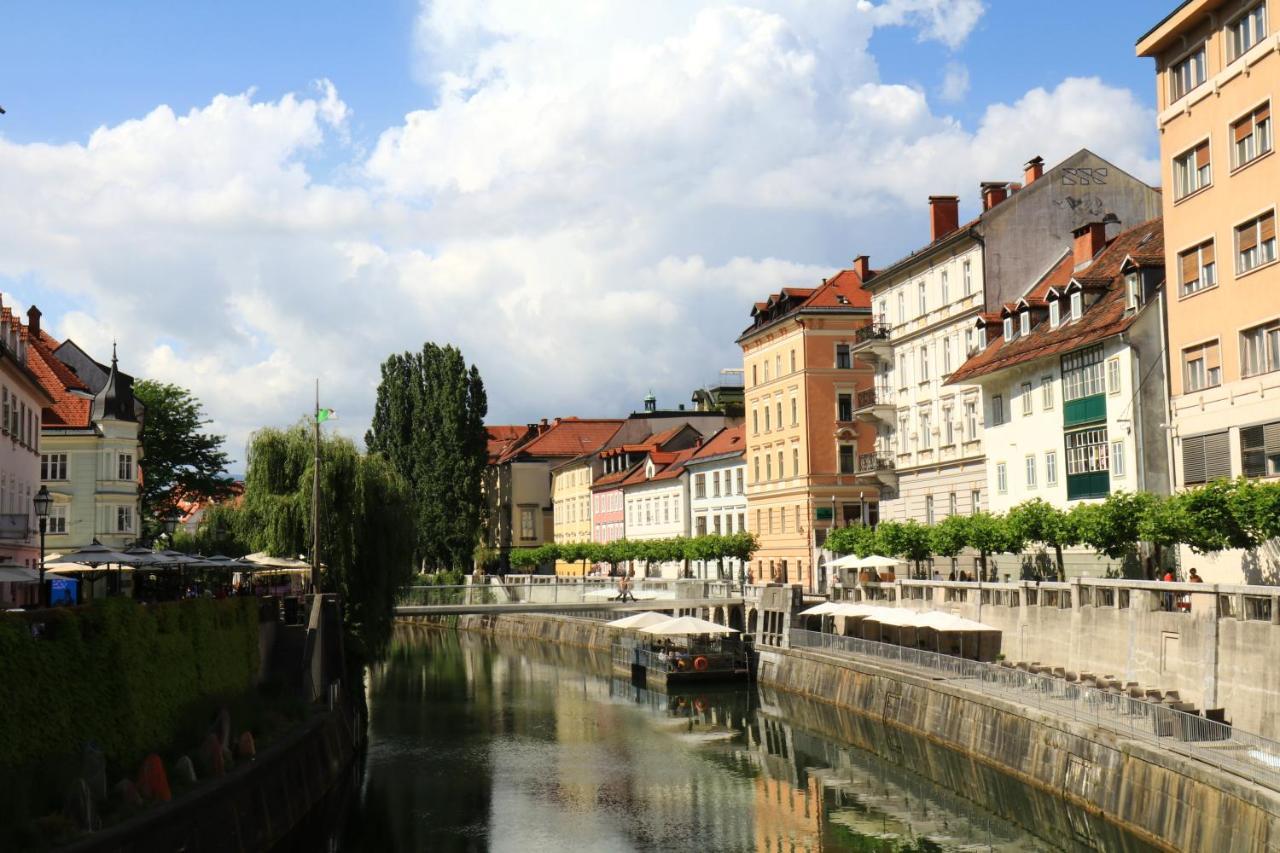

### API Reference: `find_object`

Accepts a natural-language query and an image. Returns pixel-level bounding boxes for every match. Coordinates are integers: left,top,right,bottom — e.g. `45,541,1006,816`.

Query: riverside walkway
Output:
394,576,745,618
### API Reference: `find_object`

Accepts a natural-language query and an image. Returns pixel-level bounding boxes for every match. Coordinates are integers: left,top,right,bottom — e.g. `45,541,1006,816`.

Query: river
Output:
331,626,1157,852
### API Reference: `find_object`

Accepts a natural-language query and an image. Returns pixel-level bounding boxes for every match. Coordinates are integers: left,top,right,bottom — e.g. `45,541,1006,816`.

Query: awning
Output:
0,565,38,583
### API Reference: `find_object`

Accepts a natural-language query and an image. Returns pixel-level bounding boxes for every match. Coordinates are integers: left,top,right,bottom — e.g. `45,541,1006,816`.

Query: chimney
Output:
26,305,40,337
928,196,960,242
852,255,871,279
1023,156,1044,185
1072,221,1107,267
981,182,1008,212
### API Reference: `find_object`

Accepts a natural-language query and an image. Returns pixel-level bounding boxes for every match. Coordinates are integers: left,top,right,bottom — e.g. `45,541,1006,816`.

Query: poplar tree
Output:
366,344,489,572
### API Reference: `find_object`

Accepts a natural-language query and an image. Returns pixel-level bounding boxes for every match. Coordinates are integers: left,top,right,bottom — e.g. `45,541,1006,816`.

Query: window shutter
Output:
1261,211,1276,243
1182,435,1206,484
1265,420,1280,455
1202,241,1214,266
1195,142,1210,169
1240,220,1259,252
1181,250,1198,284
1258,103,1271,125
1205,341,1221,371
1204,431,1232,480
1242,425,1267,477
1236,118,1252,143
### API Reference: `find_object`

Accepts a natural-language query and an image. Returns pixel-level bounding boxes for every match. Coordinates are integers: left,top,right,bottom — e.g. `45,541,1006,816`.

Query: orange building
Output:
737,266,879,593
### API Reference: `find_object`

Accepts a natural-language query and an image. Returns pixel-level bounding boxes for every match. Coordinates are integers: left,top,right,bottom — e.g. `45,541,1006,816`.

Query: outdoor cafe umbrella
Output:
638,616,739,636
58,543,147,596
798,601,844,616
606,611,674,630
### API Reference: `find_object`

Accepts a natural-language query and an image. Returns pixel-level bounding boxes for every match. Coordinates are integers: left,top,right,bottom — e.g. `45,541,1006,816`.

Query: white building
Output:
684,425,748,579
620,447,694,578
948,218,1172,578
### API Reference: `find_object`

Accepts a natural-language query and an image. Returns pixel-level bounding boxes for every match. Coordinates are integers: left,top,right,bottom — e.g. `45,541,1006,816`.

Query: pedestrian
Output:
1188,568,1203,583
1161,568,1175,611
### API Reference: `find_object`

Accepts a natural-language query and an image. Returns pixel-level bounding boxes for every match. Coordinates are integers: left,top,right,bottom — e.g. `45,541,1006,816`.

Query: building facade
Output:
739,268,880,593
620,448,695,578
685,425,748,579
949,219,1172,577
1138,0,1280,582
858,151,1163,528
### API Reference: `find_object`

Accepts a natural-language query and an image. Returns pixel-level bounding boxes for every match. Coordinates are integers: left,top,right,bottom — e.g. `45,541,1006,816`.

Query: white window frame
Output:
963,260,972,295
1041,376,1055,410
1241,320,1280,378
940,270,949,303
1107,358,1121,396
918,281,927,316
1179,240,1217,296
118,452,134,482
1003,317,1014,342
48,503,68,534
1066,427,1110,475
996,462,1008,494
1070,291,1082,321
1173,140,1211,199
919,346,930,382
1236,209,1278,274
1232,101,1272,170
1046,450,1058,486
116,505,135,535
964,401,978,440
1025,454,1038,489
942,338,952,375
1226,2,1268,62
1021,382,1033,416
1019,311,1030,336
1049,300,1060,328
1183,341,1222,392
1062,345,1105,402
919,411,932,450
1169,43,1206,102
1111,439,1126,478
991,394,1004,426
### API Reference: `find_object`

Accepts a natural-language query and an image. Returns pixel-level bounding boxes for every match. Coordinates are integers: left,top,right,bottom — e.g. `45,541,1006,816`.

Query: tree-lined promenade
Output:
502,531,759,580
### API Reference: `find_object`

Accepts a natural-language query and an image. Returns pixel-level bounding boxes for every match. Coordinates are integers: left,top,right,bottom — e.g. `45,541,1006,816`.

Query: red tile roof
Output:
947,219,1164,384
28,331,92,429
499,417,623,462
741,267,872,339
486,424,532,462
686,424,745,462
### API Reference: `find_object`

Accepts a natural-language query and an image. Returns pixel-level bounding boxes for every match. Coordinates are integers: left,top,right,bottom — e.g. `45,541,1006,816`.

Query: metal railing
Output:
789,628,1280,793
396,578,743,608
856,387,892,409
857,452,895,474
853,322,892,344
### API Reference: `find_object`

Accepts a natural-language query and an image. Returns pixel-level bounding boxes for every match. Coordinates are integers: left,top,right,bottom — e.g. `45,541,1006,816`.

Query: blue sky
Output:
0,1,1176,466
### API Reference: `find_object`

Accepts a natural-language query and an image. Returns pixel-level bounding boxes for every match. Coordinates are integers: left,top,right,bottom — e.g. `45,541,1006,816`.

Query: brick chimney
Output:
928,196,960,242
981,182,1008,212
1072,221,1107,267
26,305,40,337
1023,156,1044,185
852,255,871,279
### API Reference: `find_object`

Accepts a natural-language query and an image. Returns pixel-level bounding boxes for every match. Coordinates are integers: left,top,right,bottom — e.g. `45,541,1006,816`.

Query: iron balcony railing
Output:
853,322,892,345
855,387,892,409
788,628,1280,794
857,452,895,474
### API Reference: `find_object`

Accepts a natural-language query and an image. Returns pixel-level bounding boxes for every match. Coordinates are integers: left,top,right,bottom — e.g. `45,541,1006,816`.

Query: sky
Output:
0,0,1174,472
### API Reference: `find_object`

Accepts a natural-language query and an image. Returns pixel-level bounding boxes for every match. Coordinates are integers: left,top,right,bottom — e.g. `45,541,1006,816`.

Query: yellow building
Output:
1138,0,1280,581
551,455,594,575
738,267,880,594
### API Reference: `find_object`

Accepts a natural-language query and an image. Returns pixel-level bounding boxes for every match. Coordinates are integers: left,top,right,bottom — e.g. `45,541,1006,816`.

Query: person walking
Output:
1188,568,1203,583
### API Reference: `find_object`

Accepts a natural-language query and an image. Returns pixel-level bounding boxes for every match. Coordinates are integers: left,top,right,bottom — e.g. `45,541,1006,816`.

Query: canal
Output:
333,626,1157,852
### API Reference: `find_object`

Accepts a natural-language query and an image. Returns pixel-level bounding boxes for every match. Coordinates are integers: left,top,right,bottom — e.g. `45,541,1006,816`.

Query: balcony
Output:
853,387,894,425
850,322,892,362
856,452,898,488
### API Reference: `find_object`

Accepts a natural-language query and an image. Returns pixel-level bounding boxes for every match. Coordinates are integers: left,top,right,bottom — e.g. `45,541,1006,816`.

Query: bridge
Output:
394,576,749,624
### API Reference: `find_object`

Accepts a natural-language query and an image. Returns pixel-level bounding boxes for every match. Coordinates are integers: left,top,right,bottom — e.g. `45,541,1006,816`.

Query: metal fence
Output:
397,578,743,608
789,628,1280,793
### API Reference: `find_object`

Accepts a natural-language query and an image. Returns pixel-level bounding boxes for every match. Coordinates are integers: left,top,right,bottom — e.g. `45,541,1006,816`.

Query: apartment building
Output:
856,150,1162,526
1138,0,1280,582
738,268,879,593
685,425,748,580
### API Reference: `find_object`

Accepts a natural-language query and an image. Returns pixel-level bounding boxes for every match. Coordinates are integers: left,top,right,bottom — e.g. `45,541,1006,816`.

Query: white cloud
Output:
0,2,1158,468
940,62,970,102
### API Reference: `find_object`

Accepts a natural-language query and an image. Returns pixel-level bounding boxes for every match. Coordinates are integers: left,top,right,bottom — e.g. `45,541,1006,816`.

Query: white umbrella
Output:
860,607,921,626
244,552,314,570
0,565,38,583
798,601,844,616
831,603,880,617
857,555,901,569
915,611,997,632
827,554,865,569
638,616,738,636
606,611,673,629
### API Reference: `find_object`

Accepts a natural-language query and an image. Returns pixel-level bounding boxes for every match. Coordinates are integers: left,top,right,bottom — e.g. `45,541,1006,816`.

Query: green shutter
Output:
1067,471,1110,500
1063,393,1106,427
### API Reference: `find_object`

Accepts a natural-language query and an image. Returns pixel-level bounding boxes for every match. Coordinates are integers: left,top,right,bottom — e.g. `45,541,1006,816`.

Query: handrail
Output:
788,628,1280,793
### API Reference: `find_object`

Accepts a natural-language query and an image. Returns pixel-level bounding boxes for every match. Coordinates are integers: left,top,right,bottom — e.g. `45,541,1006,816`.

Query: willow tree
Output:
237,423,415,658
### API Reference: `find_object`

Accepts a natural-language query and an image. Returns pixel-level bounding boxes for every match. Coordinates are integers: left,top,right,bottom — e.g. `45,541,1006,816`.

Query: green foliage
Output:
1179,479,1259,554
825,524,877,558
170,503,249,557
365,343,490,572
133,380,235,530
1007,499,1078,580
928,515,970,560
236,423,415,657
1074,492,1146,560
0,598,258,770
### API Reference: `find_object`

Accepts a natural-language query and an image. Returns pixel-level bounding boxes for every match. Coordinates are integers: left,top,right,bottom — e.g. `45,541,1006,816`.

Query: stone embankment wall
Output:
406,611,1280,852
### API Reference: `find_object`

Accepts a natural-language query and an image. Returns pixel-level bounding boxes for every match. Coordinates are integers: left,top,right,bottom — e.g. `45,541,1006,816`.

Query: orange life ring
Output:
693,656,709,672
676,657,689,671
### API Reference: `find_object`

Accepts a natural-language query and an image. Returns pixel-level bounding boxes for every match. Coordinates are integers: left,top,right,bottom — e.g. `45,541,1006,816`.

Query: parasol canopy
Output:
798,601,844,616
638,616,738,636
58,543,145,566
606,611,674,629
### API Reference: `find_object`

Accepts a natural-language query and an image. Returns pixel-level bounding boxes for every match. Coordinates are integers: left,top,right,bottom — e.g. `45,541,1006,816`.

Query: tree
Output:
928,515,970,571
365,344,489,572
236,422,415,659
1074,492,1147,570
825,524,877,558
133,380,235,529
1136,493,1186,578
1180,479,1259,556
1007,499,1078,581
965,512,1014,580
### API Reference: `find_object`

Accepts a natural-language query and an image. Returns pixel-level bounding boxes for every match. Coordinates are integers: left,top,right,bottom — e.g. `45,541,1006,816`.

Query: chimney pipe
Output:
928,196,960,242
26,305,41,338
1072,221,1107,268
1023,156,1044,185
981,182,1008,212
852,255,871,279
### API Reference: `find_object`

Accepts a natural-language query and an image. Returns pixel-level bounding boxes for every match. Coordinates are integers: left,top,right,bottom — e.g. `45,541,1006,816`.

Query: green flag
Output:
316,408,337,423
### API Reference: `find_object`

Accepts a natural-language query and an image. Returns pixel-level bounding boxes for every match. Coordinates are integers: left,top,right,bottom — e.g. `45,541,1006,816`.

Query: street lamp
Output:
33,486,52,608
162,509,181,539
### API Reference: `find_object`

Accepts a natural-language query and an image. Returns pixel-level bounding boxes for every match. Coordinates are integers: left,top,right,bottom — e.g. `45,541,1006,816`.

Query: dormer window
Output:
1049,300,1060,328
1003,317,1014,342
1126,273,1140,311
1019,311,1030,336
1070,291,1082,321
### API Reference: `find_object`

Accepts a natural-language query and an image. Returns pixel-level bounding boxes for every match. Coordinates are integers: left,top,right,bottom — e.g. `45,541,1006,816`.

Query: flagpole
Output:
312,378,320,594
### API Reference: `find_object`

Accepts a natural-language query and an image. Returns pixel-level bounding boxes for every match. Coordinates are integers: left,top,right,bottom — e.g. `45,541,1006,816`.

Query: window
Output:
838,393,853,422
1,387,7,435
116,505,134,534
996,463,1008,494
1019,311,1030,336
751,365,757,386
963,260,972,295
919,411,932,449
940,270,949,303
118,453,134,481
1173,141,1211,199
964,401,978,439
1241,320,1280,377
738,512,746,532
971,489,981,513
1107,358,1122,395
965,328,975,355
764,406,771,432
836,344,851,369
897,352,909,387
765,454,772,480
1070,291,1082,321
776,450,783,480
925,495,935,525
1183,341,1221,392
942,338,952,375
775,355,782,377
1046,450,1058,486
40,453,68,480
1126,273,1140,310
789,349,796,372
753,409,759,434
1111,440,1126,478
1169,44,1206,101
897,292,906,323
1062,345,1105,401
1178,241,1216,296
695,515,708,536
776,400,783,429
918,281,927,316
1233,103,1272,169
897,415,909,451
1227,2,1267,61
1183,430,1232,484
1066,427,1110,475
48,504,67,535
1003,317,1014,342
1240,421,1280,478
942,406,954,445
735,469,744,494
948,492,957,516
1025,454,1037,488
919,346,930,381
1237,210,1277,273
696,473,708,499
1042,377,1054,410
1021,382,1033,416
792,447,799,476
763,360,770,382
754,456,760,482
838,444,855,474
991,394,1004,425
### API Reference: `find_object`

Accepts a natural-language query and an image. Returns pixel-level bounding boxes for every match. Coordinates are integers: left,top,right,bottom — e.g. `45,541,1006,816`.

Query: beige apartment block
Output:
1139,0,1280,582
550,456,593,575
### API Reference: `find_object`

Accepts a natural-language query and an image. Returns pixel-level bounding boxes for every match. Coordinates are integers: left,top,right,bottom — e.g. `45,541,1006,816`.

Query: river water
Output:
333,626,1156,852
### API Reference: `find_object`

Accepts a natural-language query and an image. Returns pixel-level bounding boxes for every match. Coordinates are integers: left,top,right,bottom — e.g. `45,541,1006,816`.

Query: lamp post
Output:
33,486,52,608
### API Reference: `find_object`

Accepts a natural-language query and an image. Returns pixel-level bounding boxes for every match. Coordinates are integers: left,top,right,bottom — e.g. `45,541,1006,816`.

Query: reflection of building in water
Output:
747,714,824,852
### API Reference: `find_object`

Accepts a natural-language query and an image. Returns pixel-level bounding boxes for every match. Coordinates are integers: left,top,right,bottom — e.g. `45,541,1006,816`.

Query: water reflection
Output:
337,626,1152,852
